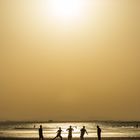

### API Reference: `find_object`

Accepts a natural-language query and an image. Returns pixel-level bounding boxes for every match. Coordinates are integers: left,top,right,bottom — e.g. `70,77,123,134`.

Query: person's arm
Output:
86,130,88,135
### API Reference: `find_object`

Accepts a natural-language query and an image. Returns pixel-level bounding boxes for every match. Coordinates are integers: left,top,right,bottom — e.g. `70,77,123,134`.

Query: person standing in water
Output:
52,127,63,140
80,126,88,140
97,125,101,140
66,126,74,140
39,125,44,140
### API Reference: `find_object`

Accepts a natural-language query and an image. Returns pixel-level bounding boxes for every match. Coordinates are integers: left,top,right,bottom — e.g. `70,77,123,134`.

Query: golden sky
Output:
0,0,140,121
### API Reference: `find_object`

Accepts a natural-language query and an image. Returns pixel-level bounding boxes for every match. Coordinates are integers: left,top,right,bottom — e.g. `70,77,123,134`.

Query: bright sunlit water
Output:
0,121,140,138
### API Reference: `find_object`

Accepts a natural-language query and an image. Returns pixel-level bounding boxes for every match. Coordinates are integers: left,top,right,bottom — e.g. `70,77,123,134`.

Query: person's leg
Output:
98,134,100,140
59,135,62,140
80,136,83,140
99,134,101,140
68,135,72,140
52,136,57,140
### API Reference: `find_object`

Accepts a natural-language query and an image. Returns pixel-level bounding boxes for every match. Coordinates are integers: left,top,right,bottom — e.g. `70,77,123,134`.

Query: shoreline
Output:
0,138,140,140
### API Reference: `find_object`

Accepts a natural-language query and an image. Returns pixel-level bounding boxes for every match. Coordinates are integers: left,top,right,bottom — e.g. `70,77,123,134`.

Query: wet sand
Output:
0,138,140,140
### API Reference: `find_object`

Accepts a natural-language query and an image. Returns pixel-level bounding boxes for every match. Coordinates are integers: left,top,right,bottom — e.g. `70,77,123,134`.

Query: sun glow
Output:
47,0,85,21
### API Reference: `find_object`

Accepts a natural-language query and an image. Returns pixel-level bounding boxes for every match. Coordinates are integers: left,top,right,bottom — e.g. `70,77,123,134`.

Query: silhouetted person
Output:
136,124,139,128
80,126,88,140
97,125,101,140
67,126,74,140
52,127,63,140
39,125,44,140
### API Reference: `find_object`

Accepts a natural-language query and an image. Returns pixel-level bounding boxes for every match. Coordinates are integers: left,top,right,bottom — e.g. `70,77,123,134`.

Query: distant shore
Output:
0,138,140,140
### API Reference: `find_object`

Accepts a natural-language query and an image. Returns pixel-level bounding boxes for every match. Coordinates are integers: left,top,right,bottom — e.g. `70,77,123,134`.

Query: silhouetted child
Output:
97,125,101,140
66,126,74,140
80,126,88,140
53,127,63,140
39,125,44,140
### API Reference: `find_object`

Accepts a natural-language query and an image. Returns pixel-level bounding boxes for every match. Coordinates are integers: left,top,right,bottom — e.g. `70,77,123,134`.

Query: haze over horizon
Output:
0,0,140,121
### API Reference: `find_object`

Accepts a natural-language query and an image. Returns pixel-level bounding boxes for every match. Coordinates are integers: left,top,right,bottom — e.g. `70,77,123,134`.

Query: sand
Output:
0,138,140,140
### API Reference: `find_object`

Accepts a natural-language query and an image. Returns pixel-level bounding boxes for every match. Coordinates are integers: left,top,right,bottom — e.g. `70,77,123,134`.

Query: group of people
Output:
39,125,102,140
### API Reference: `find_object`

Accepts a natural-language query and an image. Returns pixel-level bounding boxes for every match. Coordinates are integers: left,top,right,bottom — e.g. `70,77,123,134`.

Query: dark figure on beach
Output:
67,126,74,140
80,126,88,140
97,125,101,140
39,125,44,140
136,124,139,128
52,127,63,140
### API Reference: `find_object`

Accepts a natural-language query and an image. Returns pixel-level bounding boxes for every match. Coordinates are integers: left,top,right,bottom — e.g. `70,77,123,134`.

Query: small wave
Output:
14,127,37,130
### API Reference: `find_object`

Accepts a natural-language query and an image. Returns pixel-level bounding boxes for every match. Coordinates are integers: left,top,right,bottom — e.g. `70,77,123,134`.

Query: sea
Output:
0,121,140,138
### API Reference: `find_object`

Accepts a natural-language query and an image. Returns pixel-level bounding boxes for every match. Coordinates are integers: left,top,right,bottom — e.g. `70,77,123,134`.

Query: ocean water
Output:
0,121,140,138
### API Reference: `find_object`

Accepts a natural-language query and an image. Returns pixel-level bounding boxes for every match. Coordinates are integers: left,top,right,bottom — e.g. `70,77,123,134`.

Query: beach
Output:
0,121,140,139
0,138,140,140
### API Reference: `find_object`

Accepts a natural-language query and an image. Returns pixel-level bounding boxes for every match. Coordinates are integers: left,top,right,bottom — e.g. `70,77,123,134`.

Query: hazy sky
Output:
0,0,140,121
